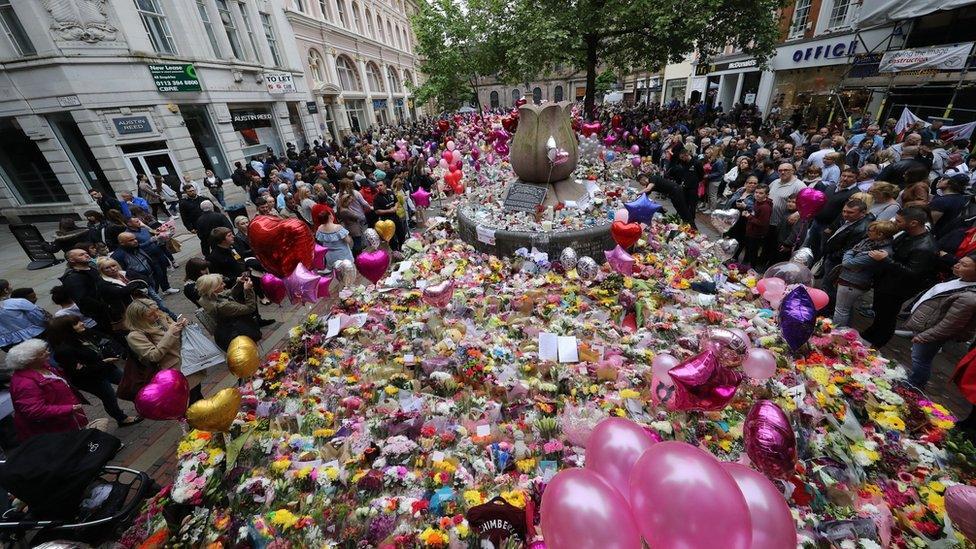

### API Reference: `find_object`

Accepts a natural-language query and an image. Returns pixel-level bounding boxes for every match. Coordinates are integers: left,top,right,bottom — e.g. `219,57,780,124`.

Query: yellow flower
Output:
454,521,470,538
516,458,537,474
307,314,318,323
384,385,399,396
313,428,337,438
501,489,527,509
295,466,312,479
271,458,291,474
463,490,484,506
269,509,299,529
324,466,340,481
619,389,641,400
418,527,449,547
719,439,732,452
874,411,906,431
807,366,830,386
613,407,626,417
433,460,456,473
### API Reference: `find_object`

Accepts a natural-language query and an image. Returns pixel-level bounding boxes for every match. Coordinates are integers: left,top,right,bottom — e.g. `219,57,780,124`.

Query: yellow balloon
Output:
186,387,241,432
374,219,396,242
227,335,260,378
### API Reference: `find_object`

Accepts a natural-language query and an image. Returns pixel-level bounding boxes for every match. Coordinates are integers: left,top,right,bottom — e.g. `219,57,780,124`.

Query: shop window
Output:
788,0,812,40
181,105,230,180
490,91,499,109
230,107,282,157
46,112,113,196
0,118,69,204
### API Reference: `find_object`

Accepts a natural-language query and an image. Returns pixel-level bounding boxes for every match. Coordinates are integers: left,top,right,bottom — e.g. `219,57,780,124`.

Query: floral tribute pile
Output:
123,218,976,549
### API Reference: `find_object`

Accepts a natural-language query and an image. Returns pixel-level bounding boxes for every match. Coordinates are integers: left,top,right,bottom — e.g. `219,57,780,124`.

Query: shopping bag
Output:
180,323,225,377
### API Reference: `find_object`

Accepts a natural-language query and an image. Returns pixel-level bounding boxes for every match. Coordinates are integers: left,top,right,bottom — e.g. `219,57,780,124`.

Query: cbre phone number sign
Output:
149,63,202,92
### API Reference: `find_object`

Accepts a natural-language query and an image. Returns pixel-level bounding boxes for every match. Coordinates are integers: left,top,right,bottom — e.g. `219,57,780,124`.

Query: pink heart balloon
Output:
134,369,189,420
261,273,286,305
284,263,321,304
668,350,744,411
744,400,797,478
355,249,390,285
312,244,327,271
541,468,642,549
317,275,333,299
721,463,798,549
422,279,454,308
946,485,976,543
584,417,656,502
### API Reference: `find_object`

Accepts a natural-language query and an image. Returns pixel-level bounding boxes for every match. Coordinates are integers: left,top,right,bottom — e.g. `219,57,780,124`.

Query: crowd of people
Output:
2,99,976,445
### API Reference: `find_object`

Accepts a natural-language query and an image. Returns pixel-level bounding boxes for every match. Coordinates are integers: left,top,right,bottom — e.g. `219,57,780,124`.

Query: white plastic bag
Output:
180,323,225,377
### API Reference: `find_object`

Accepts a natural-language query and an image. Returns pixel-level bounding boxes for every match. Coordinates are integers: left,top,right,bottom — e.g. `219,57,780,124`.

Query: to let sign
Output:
265,72,296,94
149,63,201,92
112,116,152,135
503,182,548,213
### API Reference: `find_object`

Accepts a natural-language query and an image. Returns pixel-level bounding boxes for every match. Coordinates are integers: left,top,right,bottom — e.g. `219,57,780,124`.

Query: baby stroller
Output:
0,429,154,547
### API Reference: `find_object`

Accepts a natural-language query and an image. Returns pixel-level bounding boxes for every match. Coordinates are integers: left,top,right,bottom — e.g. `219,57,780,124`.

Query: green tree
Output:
473,0,785,118
595,69,617,97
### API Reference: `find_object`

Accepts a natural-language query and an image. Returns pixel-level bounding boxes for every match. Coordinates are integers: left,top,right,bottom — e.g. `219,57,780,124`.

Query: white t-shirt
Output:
54,304,97,329
807,148,833,169
911,279,976,313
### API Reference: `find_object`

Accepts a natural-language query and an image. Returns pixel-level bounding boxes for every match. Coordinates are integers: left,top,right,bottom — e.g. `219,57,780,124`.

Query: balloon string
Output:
793,219,809,250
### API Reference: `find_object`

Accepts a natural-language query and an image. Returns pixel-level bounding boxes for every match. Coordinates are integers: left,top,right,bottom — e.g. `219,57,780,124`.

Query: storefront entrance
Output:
121,141,183,191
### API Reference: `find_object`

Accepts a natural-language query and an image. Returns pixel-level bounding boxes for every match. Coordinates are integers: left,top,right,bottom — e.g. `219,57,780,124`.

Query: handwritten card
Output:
538,332,559,361
557,336,579,363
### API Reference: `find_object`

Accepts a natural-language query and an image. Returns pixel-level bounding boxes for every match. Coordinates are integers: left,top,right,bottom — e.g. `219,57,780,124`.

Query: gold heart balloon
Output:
374,219,395,242
227,335,260,378
186,387,241,432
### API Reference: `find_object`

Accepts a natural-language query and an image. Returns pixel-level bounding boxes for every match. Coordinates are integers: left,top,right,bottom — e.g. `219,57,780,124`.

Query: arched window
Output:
394,24,403,49
402,69,414,88
352,2,363,33
307,49,326,84
377,15,385,42
511,89,521,105
386,21,393,45
490,91,499,109
554,85,564,102
365,62,383,92
365,8,374,37
318,0,329,19
335,55,361,91
387,66,401,92
532,87,542,104
335,0,347,26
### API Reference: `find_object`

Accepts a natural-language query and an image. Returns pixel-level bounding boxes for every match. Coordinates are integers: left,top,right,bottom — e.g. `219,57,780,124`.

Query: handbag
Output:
116,356,156,401
180,323,225,377
166,237,182,253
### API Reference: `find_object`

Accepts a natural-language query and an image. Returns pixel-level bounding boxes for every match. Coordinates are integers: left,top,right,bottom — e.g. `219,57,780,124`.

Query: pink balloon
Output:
762,277,786,295
438,158,449,170
729,328,752,348
795,187,826,220
604,245,635,276
629,441,752,549
422,279,454,308
630,156,641,168
805,286,829,310
744,400,797,478
743,348,777,380
584,418,657,501
630,144,640,154
312,244,327,271
284,263,321,304
134,369,189,420
756,279,769,294
410,186,431,208
613,208,629,223
668,350,744,411
541,468,642,549
721,463,798,549
441,150,452,161
317,275,333,299
446,140,456,151
427,156,437,168
946,485,976,543
261,273,286,305
651,353,680,386
355,249,390,285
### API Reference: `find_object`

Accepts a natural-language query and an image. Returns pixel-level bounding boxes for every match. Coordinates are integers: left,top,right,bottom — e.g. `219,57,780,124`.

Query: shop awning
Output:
859,0,976,29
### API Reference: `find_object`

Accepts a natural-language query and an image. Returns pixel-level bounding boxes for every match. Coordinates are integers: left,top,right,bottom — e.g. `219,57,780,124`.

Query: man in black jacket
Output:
88,189,128,218
59,248,113,333
178,185,212,233
861,206,939,348
820,199,870,314
194,200,233,257
809,168,860,261
111,233,176,294
665,148,704,229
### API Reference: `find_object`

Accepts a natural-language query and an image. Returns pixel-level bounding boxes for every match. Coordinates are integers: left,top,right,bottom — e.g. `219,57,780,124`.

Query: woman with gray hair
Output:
6,338,88,441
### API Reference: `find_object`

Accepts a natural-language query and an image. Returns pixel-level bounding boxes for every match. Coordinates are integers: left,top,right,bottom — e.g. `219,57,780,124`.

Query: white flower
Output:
859,539,882,549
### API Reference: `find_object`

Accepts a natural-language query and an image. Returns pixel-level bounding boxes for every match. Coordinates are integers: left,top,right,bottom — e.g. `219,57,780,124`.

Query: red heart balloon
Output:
582,122,602,137
437,120,450,132
501,116,518,132
248,215,315,278
611,221,642,249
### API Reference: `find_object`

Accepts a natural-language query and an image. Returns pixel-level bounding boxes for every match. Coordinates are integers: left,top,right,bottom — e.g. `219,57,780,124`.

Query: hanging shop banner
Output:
879,43,974,73
265,72,296,94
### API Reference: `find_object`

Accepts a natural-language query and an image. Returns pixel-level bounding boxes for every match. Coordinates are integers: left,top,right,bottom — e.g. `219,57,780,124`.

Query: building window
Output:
554,85,564,102
827,0,851,29
403,69,413,88
308,49,326,84
336,55,361,91
377,15,385,42
0,119,69,204
239,3,262,62
196,0,221,57
0,0,34,56
387,66,401,92
511,89,520,105
336,0,348,26
788,0,812,39
294,0,306,12
366,63,383,92
216,0,245,59
395,24,403,49
365,8,374,37
352,2,363,33
134,0,177,55
532,87,542,104
386,21,393,45
345,100,366,132
261,13,282,66
490,91,499,109
318,0,328,19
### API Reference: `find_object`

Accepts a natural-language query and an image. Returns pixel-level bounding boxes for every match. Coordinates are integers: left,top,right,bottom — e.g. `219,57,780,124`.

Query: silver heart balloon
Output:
363,228,382,250
560,247,579,270
791,247,814,267
333,259,356,287
710,209,741,234
576,256,598,280
713,238,738,262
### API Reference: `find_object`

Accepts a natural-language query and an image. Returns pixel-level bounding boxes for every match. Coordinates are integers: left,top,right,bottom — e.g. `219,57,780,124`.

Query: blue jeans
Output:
910,340,944,389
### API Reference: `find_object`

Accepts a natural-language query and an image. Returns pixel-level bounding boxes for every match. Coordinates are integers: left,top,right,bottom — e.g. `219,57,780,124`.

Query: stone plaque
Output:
503,182,548,213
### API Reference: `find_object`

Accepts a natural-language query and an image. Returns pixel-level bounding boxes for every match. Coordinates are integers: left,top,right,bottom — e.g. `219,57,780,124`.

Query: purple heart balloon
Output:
134,369,189,420
779,286,817,352
668,350,743,411
312,244,328,271
317,275,333,299
744,400,797,478
284,263,321,304
355,249,391,285
261,273,286,304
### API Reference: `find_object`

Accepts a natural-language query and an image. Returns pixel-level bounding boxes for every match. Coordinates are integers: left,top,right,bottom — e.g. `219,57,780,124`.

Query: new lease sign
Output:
149,63,202,92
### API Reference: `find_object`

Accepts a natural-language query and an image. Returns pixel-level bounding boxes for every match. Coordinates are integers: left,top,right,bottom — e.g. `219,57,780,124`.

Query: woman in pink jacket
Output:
6,338,88,441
